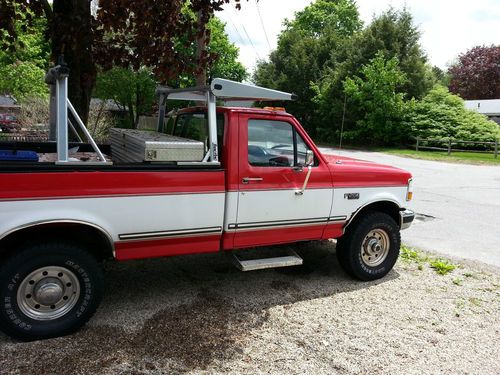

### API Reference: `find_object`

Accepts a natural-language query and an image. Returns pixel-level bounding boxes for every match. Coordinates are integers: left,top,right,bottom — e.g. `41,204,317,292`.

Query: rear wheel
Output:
336,212,400,281
0,241,104,341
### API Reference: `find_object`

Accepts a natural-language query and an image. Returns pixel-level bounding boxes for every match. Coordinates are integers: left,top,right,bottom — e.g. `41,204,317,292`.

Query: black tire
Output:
0,241,104,341
336,212,400,281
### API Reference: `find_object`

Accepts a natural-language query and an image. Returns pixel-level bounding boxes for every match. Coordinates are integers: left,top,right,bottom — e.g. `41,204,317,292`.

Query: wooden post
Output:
495,141,498,159
416,137,419,151
447,138,452,155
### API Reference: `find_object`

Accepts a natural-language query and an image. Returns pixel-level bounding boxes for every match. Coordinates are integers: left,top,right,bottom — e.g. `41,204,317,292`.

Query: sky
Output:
217,0,500,73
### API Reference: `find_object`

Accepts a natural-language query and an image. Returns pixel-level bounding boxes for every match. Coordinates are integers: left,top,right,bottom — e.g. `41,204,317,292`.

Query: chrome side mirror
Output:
305,150,314,166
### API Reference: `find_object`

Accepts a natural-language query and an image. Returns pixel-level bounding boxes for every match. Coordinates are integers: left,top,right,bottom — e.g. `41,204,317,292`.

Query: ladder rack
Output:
45,59,111,165
155,78,296,164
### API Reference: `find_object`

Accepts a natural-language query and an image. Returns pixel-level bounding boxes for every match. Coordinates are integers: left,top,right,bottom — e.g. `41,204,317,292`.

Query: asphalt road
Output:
320,148,500,267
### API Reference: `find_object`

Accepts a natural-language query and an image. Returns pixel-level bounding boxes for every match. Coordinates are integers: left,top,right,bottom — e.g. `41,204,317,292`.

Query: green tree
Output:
348,8,434,100
342,52,408,145
94,68,156,129
286,0,362,37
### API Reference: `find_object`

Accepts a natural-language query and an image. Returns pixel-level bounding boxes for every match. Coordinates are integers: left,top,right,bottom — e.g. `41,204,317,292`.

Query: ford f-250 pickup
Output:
0,76,414,341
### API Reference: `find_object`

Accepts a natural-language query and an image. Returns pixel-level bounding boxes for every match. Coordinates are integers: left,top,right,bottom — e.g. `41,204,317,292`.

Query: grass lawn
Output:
380,148,500,165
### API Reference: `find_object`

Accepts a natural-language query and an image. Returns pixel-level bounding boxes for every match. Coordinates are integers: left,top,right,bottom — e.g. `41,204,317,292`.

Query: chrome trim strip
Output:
226,185,406,193
0,219,116,257
227,187,334,193
229,217,329,230
329,216,347,222
118,226,223,240
227,221,328,232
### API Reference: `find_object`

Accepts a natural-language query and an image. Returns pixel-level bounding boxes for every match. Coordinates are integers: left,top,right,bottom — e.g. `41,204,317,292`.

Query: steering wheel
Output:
248,145,268,157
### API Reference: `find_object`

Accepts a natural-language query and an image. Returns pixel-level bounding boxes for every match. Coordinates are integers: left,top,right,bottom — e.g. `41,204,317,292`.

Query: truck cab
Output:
0,78,414,341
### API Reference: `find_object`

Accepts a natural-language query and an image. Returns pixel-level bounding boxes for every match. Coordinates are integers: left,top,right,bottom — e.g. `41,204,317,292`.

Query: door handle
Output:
242,177,263,184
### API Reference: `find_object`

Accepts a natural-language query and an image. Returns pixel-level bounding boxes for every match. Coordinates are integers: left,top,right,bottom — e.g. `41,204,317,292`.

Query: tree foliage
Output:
0,17,49,99
349,8,434,100
285,0,362,37
254,0,362,137
254,4,434,145
94,16,246,128
404,85,500,142
0,61,48,99
448,45,500,99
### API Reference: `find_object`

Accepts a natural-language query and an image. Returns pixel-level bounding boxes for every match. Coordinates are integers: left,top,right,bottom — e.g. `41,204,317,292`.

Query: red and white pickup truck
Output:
0,77,414,340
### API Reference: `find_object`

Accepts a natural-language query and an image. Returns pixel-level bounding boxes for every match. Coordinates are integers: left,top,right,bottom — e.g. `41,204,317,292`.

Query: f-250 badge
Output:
344,193,360,200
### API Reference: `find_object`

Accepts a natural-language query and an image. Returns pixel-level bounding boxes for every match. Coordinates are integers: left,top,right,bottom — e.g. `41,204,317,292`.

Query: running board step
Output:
232,248,303,271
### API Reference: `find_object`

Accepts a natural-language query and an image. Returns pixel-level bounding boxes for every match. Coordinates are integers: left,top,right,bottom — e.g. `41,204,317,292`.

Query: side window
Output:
248,119,311,167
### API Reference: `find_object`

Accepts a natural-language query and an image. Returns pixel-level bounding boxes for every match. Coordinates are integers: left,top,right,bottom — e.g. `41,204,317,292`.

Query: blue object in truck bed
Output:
0,150,39,162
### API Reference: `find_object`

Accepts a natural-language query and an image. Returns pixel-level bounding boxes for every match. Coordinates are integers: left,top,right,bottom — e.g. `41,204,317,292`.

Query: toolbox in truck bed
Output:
110,128,205,163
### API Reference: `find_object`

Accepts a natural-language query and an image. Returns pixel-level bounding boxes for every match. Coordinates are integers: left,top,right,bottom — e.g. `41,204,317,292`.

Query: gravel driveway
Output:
1,242,498,375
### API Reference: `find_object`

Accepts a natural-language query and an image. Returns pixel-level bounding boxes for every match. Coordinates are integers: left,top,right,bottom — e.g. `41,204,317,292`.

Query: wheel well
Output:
0,222,114,262
345,201,401,231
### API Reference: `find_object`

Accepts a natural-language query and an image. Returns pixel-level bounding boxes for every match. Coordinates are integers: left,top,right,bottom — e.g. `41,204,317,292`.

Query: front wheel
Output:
336,212,400,281
0,241,104,341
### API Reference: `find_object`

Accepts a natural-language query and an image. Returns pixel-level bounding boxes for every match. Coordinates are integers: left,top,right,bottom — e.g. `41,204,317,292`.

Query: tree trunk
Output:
51,0,95,127
195,10,207,87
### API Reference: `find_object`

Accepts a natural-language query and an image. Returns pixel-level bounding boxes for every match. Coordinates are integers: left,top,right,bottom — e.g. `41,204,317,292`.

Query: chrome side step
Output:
232,248,303,271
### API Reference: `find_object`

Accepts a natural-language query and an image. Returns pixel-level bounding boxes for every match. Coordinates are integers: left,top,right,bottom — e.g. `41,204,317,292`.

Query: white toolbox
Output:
110,128,205,163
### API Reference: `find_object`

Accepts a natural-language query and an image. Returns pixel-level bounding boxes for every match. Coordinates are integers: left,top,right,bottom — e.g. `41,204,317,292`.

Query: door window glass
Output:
248,119,311,167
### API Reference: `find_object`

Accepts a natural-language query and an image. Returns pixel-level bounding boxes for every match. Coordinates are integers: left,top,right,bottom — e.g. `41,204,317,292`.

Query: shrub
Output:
404,85,500,144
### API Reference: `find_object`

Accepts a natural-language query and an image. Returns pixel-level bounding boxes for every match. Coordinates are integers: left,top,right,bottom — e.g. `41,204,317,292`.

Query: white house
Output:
464,99,500,125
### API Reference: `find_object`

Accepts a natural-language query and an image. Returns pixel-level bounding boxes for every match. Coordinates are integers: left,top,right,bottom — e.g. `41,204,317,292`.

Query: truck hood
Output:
322,153,412,187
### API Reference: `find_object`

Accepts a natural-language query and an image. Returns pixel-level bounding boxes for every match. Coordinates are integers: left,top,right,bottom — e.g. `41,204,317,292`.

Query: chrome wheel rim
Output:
361,229,390,267
17,266,80,321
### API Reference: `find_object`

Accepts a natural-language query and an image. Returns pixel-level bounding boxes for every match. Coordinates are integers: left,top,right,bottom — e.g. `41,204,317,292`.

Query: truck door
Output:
232,113,334,248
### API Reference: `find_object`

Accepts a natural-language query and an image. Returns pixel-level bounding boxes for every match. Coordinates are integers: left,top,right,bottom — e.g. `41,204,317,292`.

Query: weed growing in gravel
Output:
453,278,463,286
400,245,458,275
400,245,427,264
430,259,456,275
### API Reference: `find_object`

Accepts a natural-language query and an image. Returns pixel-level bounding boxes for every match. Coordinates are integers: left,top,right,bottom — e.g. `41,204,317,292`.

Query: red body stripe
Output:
114,221,345,261
114,234,221,261
0,171,225,200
